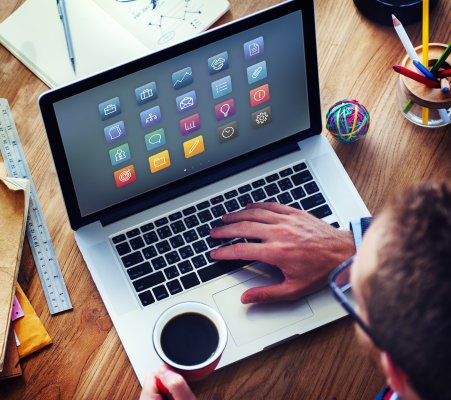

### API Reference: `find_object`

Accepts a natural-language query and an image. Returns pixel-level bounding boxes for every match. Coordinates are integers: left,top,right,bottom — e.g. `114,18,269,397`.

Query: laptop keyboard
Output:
111,161,340,307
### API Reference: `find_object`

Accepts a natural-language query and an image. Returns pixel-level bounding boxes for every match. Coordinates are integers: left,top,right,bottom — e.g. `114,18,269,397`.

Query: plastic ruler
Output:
0,98,72,315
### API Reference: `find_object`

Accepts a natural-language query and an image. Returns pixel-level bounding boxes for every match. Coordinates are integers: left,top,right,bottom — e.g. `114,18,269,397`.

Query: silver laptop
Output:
39,0,369,385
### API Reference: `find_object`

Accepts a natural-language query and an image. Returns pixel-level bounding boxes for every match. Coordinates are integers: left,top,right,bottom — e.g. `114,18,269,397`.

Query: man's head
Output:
351,181,451,400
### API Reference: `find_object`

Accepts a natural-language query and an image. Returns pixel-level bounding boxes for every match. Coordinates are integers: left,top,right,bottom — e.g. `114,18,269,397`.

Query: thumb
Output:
158,367,197,400
241,282,300,304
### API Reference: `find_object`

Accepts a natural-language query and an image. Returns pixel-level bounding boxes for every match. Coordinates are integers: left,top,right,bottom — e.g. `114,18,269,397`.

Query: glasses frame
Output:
329,256,382,348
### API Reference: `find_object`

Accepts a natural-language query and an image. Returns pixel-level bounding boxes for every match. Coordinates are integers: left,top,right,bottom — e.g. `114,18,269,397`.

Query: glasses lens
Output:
335,261,352,292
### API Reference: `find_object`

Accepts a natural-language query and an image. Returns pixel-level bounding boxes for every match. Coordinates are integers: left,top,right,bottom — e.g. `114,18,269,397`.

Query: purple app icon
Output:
179,113,200,135
140,105,162,129
104,120,126,144
214,98,235,121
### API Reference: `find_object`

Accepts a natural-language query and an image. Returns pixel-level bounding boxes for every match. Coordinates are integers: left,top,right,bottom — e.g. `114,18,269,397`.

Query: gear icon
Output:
256,111,268,125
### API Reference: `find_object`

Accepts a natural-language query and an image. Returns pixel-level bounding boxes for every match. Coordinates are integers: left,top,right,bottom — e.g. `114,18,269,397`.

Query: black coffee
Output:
160,312,219,366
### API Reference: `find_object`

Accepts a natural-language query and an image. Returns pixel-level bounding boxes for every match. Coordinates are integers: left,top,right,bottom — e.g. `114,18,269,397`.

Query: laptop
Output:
39,0,369,385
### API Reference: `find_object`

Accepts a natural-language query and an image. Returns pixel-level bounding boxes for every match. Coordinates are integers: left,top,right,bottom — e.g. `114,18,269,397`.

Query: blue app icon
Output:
172,67,193,90
104,120,126,144
140,105,162,129
247,61,267,84
211,76,232,100
135,82,158,105
243,36,265,60
176,90,197,113
99,97,121,120
109,143,131,166
144,128,166,151
208,51,229,75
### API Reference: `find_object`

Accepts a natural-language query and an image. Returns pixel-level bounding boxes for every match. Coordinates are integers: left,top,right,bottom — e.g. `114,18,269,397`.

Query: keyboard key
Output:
170,220,186,234
151,256,167,270
167,279,183,295
127,262,152,280
289,202,302,210
179,245,194,259
280,167,293,177
178,260,193,274
169,235,185,249
277,192,293,205
126,228,140,238
278,177,293,191
192,240,208,254
292,170,313,186
211,204,226,218
163,266,180,280
133,271,165,292
142,245,158,259
224,189,238,199
197,224,211,237
130,236,145,250
122,251,144,268
206,236,222,249
112,234,126,244
300,193,326,210
309,204,332,219
192,254,207,269
181,272,200,289
183,230,199,243
266,197,277,202
155,217,168,227
304,181,320,195
205,251,215,263
238,194,253,207
196,201,210,210
225,199,240,212
330,222,340,228
251,179,266,188
138,290,155,307
184,215,200,228
291,187,306,200
198,210,213,223
144,231,158,245
210,219,225,228
157,226,172,239
264,183,280,196
182,206,196,216
266,173,279,183
165,251,181,265
156,240,171,254
251,188,266,201
152,285,169,301
115,242,131,256
238,184,252,194
198,260,249,283
211,195,224,205
293,162,307,172
140,223,154,233
168,212,182,221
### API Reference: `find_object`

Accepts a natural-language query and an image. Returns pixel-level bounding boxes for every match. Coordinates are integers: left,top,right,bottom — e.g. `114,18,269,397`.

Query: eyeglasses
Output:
329,257,381,348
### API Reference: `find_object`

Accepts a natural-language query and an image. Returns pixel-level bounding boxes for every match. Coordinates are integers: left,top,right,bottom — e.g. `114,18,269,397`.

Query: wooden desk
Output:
1,1,450,399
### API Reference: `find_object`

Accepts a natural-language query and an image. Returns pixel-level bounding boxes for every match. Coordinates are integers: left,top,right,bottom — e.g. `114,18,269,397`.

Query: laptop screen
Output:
40,1,321,229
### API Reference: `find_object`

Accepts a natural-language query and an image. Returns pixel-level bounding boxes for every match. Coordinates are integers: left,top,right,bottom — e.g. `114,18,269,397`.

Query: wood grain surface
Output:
1,0,450,399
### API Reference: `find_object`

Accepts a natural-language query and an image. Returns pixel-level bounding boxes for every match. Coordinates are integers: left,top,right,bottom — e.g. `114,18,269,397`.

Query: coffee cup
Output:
152,302,228,382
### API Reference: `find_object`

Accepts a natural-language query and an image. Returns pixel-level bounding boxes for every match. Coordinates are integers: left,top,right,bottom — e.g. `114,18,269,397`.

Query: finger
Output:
246,202,302,215
158,367,197,400
210,221,272,241
211,242,274,264
241,282,303,304
222,207,290,225
139,372,163,400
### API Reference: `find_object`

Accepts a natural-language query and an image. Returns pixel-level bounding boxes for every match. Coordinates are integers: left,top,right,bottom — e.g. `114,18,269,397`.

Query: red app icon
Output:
114,165,136,188
249,84,270,107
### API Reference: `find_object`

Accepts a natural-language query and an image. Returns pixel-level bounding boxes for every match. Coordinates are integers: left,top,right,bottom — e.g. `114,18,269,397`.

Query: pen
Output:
440,78,450,93
392,65,440,88
56,0,75,72
412,60,436,80
391,14,420,63
430,44,451,75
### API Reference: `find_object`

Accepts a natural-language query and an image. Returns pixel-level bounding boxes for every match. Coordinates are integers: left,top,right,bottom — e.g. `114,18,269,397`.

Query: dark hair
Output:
365,181,451,400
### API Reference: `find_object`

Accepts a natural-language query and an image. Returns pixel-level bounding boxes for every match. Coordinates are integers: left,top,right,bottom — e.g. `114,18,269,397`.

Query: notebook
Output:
38,0,370,384
0,0,229,88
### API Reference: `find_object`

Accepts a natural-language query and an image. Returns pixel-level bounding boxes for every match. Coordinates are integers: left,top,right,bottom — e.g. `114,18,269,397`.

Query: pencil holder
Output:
396,43,451,128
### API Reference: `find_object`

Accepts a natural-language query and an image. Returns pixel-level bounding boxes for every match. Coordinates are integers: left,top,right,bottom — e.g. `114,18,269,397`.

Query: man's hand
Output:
210,202,355,304
139,365,197,400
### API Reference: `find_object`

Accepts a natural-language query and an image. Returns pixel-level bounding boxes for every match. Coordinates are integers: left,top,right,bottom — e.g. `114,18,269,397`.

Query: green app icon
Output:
109,143,131,166
145,128,166,151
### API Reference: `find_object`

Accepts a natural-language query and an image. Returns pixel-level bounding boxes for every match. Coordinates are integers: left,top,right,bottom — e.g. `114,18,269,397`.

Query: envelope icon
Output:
180,96,194,110
149,150,171,173
176,90,197,113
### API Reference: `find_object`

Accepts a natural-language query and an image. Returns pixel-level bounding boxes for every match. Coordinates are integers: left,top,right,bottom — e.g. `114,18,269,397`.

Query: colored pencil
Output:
413,60,436,80
422,0,429,124
441,78,450,93
393,65,440,88
430,44,451,75
391,14,420,62
437,69,451,78
438,109,450,124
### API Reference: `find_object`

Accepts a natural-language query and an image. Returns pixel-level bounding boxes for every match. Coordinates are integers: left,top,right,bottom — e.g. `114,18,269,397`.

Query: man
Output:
140,181,451,400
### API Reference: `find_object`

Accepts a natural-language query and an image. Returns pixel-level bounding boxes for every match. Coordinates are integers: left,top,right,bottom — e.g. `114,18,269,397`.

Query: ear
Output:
380,352,408,396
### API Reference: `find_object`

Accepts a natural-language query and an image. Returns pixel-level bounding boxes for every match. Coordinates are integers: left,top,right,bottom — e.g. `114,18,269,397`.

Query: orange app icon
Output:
114,165,136,188
183,135,205,158
149,150,171,173
250,84,270,107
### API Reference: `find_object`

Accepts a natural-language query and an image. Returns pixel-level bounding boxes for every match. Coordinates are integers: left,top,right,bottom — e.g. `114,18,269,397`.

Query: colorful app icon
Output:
180,113,200,135
183,135,205,158
176,90,197,113
99,97,121,121
135,82,158,105
214,98,235,121
208,51,229,75
140,105,162,129
144,128,166,151
104,121,126,144
252,106,272,128
243,36,264,60
114,164,136,188
149,150,171,173
109,143,131,166
211,76,232,100
247,61,267,84
217,121,238,143
250,84,270,107
172,67,193,90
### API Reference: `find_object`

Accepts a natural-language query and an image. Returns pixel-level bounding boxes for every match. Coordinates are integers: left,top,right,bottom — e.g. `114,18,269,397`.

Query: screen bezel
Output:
39,0,321,230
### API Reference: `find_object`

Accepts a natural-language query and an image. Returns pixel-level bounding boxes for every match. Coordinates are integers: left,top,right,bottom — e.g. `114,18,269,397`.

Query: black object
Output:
353,0,439,25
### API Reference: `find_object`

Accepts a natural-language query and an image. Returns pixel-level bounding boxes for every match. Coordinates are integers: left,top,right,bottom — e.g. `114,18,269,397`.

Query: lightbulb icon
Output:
220,103,230,118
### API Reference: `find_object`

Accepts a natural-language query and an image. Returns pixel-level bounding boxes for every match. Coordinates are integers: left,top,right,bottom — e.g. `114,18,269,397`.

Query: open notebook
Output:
0,0,229,88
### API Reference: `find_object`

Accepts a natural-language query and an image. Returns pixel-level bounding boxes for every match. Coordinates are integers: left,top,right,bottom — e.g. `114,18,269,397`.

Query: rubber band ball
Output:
326,99,370,142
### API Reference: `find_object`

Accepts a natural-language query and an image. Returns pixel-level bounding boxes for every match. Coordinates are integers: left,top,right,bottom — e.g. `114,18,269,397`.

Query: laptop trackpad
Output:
213,268,314,346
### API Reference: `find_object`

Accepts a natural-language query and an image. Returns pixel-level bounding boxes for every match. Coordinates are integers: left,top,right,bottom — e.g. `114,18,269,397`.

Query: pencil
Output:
421,0,429,124
393,65,440,88
391,14,420,62
441,78,450,93
413,60,436,80
437,69,451,78
430,44,451,75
